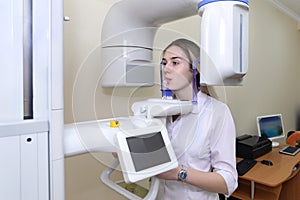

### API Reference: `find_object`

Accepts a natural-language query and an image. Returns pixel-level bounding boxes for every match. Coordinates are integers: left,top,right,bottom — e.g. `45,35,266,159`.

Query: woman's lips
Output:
165,77,172,84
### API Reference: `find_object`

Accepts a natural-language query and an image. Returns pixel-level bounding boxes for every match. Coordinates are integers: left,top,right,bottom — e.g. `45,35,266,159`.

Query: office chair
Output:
286,131,300,147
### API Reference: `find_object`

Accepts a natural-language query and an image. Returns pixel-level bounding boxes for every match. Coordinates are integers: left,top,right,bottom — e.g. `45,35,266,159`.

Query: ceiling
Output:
268,0,300,22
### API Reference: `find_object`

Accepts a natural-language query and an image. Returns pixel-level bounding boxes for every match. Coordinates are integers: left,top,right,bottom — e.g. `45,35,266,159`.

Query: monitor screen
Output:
126,131,171,172
116,121,178,183
257,114,285,140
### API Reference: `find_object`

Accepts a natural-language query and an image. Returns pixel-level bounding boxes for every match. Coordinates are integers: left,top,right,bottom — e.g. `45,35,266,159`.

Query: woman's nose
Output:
163,63,172,73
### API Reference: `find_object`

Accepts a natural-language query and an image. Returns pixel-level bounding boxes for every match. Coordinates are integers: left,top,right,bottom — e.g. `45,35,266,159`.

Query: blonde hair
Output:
163,38,216,98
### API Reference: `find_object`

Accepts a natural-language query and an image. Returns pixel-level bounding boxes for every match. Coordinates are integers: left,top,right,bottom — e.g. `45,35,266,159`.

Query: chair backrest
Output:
286,131,300,146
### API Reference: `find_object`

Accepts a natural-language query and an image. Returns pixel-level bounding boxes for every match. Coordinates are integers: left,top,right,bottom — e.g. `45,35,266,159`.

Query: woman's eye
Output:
161,60,181,67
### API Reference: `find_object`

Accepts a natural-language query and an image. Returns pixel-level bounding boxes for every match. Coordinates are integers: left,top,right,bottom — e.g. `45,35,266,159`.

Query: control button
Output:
110,120,120,128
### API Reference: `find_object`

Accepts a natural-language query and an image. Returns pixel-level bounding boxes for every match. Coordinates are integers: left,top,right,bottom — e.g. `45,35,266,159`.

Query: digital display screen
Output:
258,115,284,139
126,131,171,172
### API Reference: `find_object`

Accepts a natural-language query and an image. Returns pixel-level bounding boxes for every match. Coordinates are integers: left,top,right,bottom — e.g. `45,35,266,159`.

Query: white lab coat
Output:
156,92,238,200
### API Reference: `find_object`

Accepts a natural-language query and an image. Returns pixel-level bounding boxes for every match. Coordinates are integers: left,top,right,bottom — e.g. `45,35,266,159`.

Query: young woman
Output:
156,39,238,200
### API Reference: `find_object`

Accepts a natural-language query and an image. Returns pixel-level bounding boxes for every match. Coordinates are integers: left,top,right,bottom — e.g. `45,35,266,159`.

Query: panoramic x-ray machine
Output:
0,0,248,199
65,0,249,199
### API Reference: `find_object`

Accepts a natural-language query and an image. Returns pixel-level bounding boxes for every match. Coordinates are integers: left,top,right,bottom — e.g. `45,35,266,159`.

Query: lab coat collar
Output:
191,92,210,114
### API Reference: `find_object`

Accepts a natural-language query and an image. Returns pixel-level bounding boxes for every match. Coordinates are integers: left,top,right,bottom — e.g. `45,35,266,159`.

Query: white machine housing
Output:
101,0,249,87
0,0,64,199
64,100,193,156
64,116,179,183
101,0,199,87
131,99,193,119
199,0,249,85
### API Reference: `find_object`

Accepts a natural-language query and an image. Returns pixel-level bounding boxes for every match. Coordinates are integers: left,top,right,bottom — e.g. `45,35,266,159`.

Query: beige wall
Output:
64,0,300,199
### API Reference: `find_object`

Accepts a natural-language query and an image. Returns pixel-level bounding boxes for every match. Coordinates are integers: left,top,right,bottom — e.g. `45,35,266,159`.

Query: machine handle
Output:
100,158,160,200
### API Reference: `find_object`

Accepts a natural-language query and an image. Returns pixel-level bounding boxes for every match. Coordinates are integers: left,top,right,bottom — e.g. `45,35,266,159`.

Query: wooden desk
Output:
232,145,300,200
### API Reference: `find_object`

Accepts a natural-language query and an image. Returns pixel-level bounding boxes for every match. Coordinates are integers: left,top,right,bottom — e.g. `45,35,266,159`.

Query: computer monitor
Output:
257,114,285,147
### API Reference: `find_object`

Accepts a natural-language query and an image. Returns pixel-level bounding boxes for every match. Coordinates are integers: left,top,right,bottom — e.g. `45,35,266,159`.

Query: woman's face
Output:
162,45,193,92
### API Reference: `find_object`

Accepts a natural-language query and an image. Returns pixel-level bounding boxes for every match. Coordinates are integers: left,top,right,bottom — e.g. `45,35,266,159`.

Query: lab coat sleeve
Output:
209,102,238,197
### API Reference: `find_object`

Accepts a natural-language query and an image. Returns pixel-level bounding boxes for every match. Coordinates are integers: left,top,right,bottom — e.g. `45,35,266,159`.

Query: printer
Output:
236,134,272,159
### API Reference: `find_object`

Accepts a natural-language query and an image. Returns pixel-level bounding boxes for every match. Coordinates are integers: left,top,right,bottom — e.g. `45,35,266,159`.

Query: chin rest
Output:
286,131,300,147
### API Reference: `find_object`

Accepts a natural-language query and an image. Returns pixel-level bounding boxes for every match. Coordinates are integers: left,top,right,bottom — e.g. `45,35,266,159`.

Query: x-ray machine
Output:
0,0,248,199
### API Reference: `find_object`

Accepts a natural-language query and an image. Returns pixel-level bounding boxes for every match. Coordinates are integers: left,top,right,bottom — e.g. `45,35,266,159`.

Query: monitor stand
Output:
272,141,280,148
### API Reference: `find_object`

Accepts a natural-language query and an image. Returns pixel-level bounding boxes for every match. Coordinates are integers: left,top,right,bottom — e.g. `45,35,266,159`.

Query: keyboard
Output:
237,158,257,176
